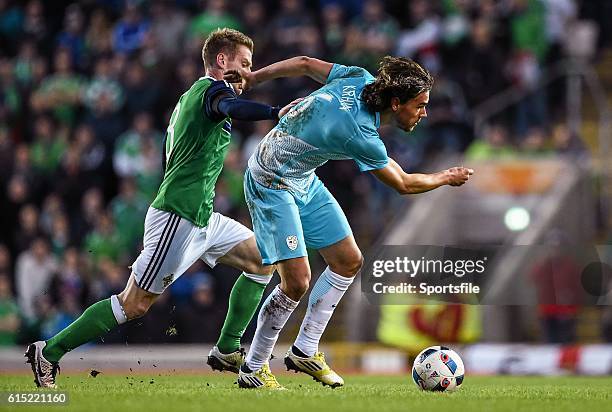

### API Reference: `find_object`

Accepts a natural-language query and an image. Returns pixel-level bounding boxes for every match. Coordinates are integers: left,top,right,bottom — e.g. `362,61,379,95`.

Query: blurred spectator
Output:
39,193,64,235
270,0,315,58
85,8,113,56
321,2,346,59
543,0,577,58
48,213,71,257
465,124,517,161
56,4,86,69
22,0,47,45
241,1,271,60
396,0,441,69
521,127,553,156
188,0,241,47
15,237,57,321
53,146,89,217
0,244,11,274
0,125,13,181
49,247,87,311
29,115,67,173
122,60,161,117
170,261,211,307
71,187,104,245
83,56,124,115
39,294,79,340
0,273,20,346
113,112,162,198
423,74,471,153
14,203,40,255
13,40,39,87
150,0,188,60
440,0,471,48
0,57,22,125
0,0,24,52
73,123,106,181
351,0,398,58
509,0,549,136
92,258,127,299
83,212,124,266
109,178,148,250
30,48,84,126
550,122,588,160
176,271,222,342
112,1,150,55
456,18,508,107
219,146,245,212
2,173,31,250
84,86,125,150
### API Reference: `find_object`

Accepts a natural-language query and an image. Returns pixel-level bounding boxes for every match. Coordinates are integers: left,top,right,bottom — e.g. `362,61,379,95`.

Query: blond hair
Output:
202,28,254,69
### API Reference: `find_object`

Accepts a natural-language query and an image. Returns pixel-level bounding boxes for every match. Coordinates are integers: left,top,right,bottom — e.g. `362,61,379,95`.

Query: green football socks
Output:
216,274,267,354
42,298,120,362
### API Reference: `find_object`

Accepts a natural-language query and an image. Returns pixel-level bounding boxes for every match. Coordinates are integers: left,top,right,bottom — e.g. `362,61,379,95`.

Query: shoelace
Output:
313,352,333,372
40,360,60,386
260,365,280,386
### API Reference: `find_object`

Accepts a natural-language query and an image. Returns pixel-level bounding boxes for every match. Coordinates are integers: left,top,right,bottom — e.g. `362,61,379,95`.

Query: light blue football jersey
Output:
248,64,389,195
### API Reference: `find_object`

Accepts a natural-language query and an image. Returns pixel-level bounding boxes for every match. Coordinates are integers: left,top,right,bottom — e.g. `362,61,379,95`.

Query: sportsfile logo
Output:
362,244,612,305
372,256,487,278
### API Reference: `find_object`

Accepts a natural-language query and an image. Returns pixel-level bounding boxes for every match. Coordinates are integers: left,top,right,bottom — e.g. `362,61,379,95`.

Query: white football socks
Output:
245,285,299,371
110,294,128,324
243,272,273,285
293,267,354,357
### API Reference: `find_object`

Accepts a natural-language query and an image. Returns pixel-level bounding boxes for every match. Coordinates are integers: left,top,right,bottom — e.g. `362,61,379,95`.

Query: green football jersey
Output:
151,77,232,227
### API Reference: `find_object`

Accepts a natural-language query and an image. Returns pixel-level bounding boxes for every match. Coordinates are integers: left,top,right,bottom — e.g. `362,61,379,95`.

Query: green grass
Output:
1,374,611,412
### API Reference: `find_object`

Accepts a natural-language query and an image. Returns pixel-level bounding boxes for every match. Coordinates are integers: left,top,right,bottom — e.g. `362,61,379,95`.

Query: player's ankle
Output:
291,345,310,358
217,344,239,355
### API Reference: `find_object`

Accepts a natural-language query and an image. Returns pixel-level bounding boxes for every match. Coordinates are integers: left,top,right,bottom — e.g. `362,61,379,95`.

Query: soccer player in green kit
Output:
25,28,298,388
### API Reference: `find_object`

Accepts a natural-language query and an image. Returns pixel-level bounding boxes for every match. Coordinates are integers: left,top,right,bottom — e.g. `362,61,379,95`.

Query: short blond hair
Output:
202,28,254,69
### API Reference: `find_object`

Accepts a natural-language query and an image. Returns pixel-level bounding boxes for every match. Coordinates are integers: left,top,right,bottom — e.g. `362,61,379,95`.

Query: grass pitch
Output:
1,374,611,412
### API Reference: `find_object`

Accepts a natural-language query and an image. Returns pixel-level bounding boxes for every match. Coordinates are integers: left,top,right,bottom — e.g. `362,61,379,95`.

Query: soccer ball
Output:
411,345,465,392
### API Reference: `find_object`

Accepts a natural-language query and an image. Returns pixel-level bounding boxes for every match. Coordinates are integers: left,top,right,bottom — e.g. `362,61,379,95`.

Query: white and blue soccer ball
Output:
411,345,465,392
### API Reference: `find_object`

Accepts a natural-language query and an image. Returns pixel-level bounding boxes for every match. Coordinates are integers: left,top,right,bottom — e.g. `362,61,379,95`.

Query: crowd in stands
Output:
0,0,608,345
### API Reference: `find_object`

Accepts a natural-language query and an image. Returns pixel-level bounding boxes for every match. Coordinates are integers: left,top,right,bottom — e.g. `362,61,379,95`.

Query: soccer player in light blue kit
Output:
224,56,474,389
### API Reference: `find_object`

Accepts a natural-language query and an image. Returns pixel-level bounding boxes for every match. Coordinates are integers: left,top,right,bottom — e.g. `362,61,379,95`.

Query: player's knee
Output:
245,261,274,277
284,273,311,300
330,252,363,276
121,296,152,320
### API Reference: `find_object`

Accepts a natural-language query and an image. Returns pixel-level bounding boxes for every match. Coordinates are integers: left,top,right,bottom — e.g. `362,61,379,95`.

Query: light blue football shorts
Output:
244,169,353,265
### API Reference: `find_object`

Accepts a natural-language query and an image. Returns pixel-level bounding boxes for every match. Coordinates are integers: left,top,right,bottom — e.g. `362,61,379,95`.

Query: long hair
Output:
361,56,434,112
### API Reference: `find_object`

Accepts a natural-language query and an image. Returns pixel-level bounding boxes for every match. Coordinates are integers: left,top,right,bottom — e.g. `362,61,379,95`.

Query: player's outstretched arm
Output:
224,56,334,90
370,158,474,195
205,79,303,121
215,96,302,121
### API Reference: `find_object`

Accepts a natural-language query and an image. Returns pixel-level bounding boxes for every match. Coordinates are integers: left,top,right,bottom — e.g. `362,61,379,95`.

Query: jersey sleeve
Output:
203,80,237,121
326,64,374,84
345,127,389,172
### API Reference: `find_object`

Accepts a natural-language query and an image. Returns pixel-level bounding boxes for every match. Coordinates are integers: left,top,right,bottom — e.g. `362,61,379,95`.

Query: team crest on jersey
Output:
162,274,174,288
286,235,298,251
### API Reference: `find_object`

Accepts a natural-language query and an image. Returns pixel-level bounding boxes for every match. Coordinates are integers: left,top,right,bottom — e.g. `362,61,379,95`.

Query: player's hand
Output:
279,98,304,118
224,68,257,91
445,167,474,186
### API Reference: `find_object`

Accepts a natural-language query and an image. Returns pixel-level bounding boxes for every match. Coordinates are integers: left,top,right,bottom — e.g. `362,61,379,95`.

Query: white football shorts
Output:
132,207,253,293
